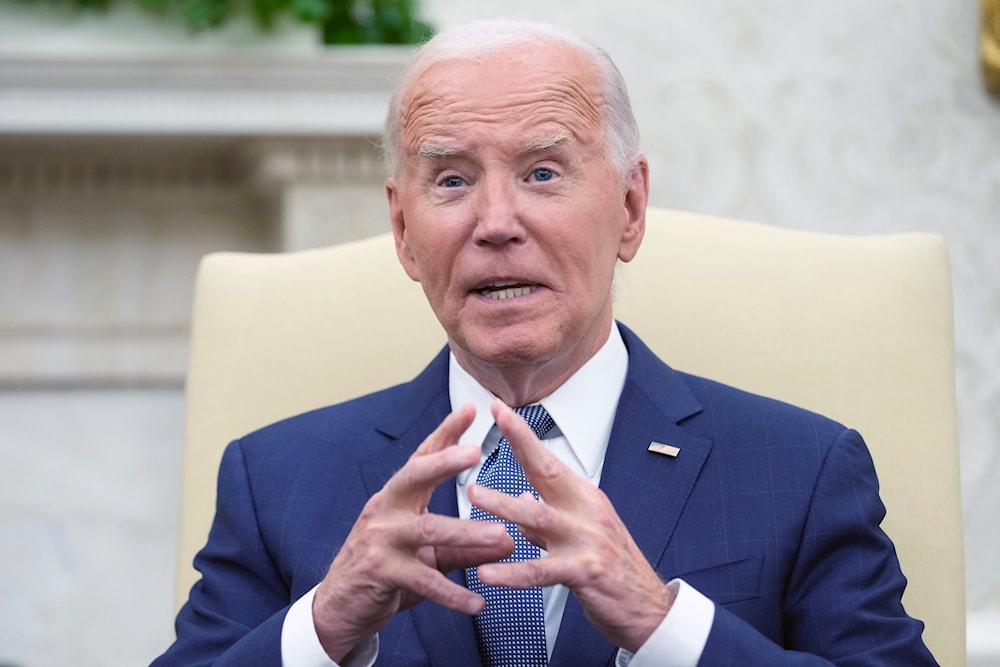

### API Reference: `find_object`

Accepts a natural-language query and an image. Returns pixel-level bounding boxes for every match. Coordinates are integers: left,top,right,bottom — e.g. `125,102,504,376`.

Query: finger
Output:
381,443,481,510
397,561,487,615
435,540,516,573
491,400,577,504
476,555,563,590
381,404,479,509
395,513,510,550
415,403,476,457
468,485,562,550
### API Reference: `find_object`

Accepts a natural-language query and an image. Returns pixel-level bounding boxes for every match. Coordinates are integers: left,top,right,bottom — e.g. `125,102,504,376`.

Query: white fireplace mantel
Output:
0,47,412,137
0,48,411,387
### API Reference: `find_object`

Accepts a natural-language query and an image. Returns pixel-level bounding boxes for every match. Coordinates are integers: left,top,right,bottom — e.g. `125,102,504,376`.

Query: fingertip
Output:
476,563,495,583
475,514,506,539
466,483,492,505
490,399,510,421
465,592,485,615
449,403,476,430
454,443,481,466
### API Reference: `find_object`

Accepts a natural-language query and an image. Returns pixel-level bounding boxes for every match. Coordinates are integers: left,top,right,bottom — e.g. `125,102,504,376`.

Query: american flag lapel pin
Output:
647,441,681,458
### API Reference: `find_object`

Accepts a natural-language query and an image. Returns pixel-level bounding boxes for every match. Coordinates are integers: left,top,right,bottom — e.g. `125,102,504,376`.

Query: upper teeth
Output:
482,285,535,300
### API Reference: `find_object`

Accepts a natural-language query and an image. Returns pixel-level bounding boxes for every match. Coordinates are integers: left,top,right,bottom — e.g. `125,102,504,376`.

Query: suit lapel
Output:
357,347,483,666
601,396,711,566
551,324,712,664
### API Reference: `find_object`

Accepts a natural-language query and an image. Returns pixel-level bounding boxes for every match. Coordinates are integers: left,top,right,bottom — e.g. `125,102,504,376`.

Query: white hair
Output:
382,19,640,180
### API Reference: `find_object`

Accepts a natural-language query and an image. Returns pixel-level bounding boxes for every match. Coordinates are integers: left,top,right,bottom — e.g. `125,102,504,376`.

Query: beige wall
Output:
0,1,997,665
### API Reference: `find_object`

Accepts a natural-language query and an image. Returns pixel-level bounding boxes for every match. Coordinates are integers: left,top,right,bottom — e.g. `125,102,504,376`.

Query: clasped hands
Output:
313,400,674,662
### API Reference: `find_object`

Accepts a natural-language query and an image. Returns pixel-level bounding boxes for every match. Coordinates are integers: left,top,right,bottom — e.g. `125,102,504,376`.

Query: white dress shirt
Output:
281,325,714,666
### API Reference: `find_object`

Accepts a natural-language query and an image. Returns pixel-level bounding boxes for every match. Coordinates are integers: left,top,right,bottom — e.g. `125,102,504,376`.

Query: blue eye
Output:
441,176,465,188
532,168,555,182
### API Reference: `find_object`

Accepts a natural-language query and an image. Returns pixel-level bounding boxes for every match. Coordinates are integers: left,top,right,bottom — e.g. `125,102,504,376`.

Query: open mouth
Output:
477,281,538,300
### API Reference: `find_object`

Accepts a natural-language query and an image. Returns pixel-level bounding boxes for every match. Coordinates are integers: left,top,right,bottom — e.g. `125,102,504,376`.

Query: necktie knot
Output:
478,405,553,498
512,404,556,441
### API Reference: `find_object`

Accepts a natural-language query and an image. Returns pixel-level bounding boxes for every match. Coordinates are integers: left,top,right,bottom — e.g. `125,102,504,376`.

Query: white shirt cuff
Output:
615,578,715,667
281,584,378,667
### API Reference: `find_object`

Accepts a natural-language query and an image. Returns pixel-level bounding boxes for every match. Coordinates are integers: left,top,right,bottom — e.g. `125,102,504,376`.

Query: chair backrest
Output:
176,207,964,665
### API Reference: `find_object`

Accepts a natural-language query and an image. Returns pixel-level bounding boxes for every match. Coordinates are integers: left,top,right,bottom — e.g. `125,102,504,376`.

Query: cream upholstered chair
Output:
175,207,965,665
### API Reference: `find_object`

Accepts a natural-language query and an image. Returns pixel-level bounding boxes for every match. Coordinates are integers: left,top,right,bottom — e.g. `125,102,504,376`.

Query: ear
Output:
617,155,649,263
386,177,421,282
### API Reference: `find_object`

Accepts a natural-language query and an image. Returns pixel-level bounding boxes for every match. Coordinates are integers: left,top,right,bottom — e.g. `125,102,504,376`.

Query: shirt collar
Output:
449,323,629,482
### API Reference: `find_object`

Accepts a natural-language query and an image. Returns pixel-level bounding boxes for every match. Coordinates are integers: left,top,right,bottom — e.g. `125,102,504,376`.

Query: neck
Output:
453,322,614,407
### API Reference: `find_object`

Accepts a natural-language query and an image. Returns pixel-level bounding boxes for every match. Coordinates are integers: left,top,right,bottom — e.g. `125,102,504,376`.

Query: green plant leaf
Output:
2,0,433,43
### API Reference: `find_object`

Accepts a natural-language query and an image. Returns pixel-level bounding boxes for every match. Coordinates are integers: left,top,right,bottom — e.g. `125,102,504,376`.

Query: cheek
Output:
410,206,473,268
408,232,460,296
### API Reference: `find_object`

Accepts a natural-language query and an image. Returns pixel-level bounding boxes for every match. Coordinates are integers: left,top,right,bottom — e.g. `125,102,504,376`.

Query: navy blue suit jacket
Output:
154,324,936,666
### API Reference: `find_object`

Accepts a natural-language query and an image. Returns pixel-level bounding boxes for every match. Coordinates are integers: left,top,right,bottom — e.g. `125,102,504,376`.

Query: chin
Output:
460,331,556,368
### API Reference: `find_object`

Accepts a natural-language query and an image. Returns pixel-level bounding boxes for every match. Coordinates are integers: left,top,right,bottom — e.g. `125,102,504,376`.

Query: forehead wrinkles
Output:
399,67,605,155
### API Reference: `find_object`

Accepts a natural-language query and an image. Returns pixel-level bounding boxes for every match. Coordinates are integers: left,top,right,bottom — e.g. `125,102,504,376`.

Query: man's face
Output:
387,43,648,390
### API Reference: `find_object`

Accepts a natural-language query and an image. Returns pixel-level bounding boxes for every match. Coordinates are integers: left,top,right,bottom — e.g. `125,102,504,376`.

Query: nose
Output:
472,174,526,247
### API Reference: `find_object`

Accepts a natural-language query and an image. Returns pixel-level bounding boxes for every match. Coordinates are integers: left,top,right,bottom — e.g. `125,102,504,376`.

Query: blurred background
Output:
0,0,997,665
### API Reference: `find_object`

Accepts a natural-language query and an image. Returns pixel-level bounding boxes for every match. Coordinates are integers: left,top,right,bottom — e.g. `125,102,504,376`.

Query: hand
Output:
312,404,514,662
468,400,675,653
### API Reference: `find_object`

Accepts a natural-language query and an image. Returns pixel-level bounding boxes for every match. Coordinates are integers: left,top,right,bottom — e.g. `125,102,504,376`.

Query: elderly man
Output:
154,19,936,667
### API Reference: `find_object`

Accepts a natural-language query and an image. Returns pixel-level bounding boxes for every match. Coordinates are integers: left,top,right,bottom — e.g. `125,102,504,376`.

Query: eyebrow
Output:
416,133,571,160
417,143,457,158
520,132,570,154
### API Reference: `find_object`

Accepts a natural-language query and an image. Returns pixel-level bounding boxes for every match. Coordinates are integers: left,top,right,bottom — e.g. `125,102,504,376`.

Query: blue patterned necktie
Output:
467,404,555,667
